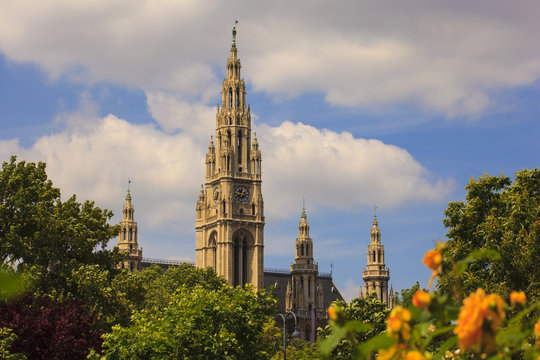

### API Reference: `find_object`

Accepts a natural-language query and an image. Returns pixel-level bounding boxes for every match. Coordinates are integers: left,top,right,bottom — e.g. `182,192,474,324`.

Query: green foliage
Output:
97,284,277,359
320,244,540,359
0,328,26,360
68,265,145,331
0,156,122,292
136,263,226,311
271,339,321,360
318,293,390,359
439,168,540,301
0,269,26,302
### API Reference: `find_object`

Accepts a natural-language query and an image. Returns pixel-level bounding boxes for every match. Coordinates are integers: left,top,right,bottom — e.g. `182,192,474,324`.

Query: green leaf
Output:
344,320,372,333
356,333,394,359
496,325,527,345
434,335,458,359
319,327,347,358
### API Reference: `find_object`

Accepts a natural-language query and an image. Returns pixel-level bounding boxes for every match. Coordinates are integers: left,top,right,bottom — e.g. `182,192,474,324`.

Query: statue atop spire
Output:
232,20,238,47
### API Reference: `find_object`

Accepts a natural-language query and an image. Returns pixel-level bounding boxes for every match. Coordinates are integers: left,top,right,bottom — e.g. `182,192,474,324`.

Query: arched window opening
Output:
301,244,304,256
251,203,255,215
209,234,217,270
229,88,233,108
308,278,311,297
237,131,242,165
130,262,134,272
128,229,132,242
123,228,126,240
233,231,252,288
236,88,240,107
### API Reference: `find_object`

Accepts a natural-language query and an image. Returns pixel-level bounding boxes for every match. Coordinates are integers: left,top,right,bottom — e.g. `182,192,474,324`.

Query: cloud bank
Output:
0,95,452,232
1,0,540,117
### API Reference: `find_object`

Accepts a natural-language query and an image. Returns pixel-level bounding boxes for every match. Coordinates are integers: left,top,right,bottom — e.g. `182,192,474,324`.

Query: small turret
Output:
117,181,143,272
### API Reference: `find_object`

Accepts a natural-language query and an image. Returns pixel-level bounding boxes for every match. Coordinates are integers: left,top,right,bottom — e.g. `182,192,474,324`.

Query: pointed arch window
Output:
229,88,233,108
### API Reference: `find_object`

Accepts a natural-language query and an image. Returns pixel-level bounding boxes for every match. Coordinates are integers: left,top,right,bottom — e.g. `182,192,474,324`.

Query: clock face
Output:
234,186,249,202
213,187,220,204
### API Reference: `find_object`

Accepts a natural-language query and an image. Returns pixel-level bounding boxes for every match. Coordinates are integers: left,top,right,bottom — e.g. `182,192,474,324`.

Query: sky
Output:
0,0,539,302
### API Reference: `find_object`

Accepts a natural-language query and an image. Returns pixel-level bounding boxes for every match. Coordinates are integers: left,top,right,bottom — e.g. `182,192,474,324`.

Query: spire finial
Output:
374,205,378,220
127,179,131,195
302,196,305,213
232,20,238,47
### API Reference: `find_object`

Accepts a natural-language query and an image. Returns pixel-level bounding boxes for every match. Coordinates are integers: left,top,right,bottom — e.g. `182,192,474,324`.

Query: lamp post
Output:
275,311,302,360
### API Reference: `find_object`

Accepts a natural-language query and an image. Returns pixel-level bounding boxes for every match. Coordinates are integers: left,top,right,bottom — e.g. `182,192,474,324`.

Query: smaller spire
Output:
374,205,378,220
127,179,131,195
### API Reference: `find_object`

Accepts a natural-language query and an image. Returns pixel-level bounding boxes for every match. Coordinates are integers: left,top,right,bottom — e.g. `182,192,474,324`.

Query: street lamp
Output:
275,311,302,360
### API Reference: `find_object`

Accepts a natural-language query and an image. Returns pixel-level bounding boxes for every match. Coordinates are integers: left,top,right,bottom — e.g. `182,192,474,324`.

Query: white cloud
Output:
1,1,540,117
0,96,452,246
145,91,214,139
340,278,362,303
258,121,453,219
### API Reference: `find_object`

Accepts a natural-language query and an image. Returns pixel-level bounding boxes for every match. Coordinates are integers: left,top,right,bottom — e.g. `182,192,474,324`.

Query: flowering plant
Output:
321,246,540,359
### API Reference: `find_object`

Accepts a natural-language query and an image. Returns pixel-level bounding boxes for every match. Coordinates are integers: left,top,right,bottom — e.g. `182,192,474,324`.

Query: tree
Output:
68,265,146,331
318,293,390,359
438,168,540,301
97,284,277,359
0,156,122,291
0,328,26,360
136,263,226,311
0,294,102,360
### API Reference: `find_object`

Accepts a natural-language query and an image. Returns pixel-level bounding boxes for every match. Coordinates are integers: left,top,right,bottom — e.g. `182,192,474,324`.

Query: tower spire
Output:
118,187,142,271
195,26,264,289
362,216,390,306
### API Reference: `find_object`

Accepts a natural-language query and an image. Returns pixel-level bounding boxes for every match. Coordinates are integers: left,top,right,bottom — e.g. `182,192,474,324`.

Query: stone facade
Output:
361,216,393,307
285,209,329,340
117,187,143,271
195,27,264,288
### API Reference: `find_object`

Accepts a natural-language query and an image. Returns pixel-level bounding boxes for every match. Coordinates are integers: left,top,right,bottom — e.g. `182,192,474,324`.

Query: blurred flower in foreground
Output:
454,288,505,354
327,306,337,321
388,306,412,341
509,291,526,306
423,247,443,288
405,350,428,360
412,289,431,310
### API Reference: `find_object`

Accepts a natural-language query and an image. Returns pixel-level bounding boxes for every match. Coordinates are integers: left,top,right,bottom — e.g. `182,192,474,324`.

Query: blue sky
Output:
1,1,539,301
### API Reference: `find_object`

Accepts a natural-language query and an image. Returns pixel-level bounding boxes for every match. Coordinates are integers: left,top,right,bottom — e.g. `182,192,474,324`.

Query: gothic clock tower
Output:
195,27,264,288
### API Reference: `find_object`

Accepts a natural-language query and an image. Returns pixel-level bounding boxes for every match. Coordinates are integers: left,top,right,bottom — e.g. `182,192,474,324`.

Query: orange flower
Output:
327,306,337,321
509,291,526,306
412,289,431,310
388,306,412,341
405,350,427,360
422,249,442,272
454,288,506,354
378,344,409,360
